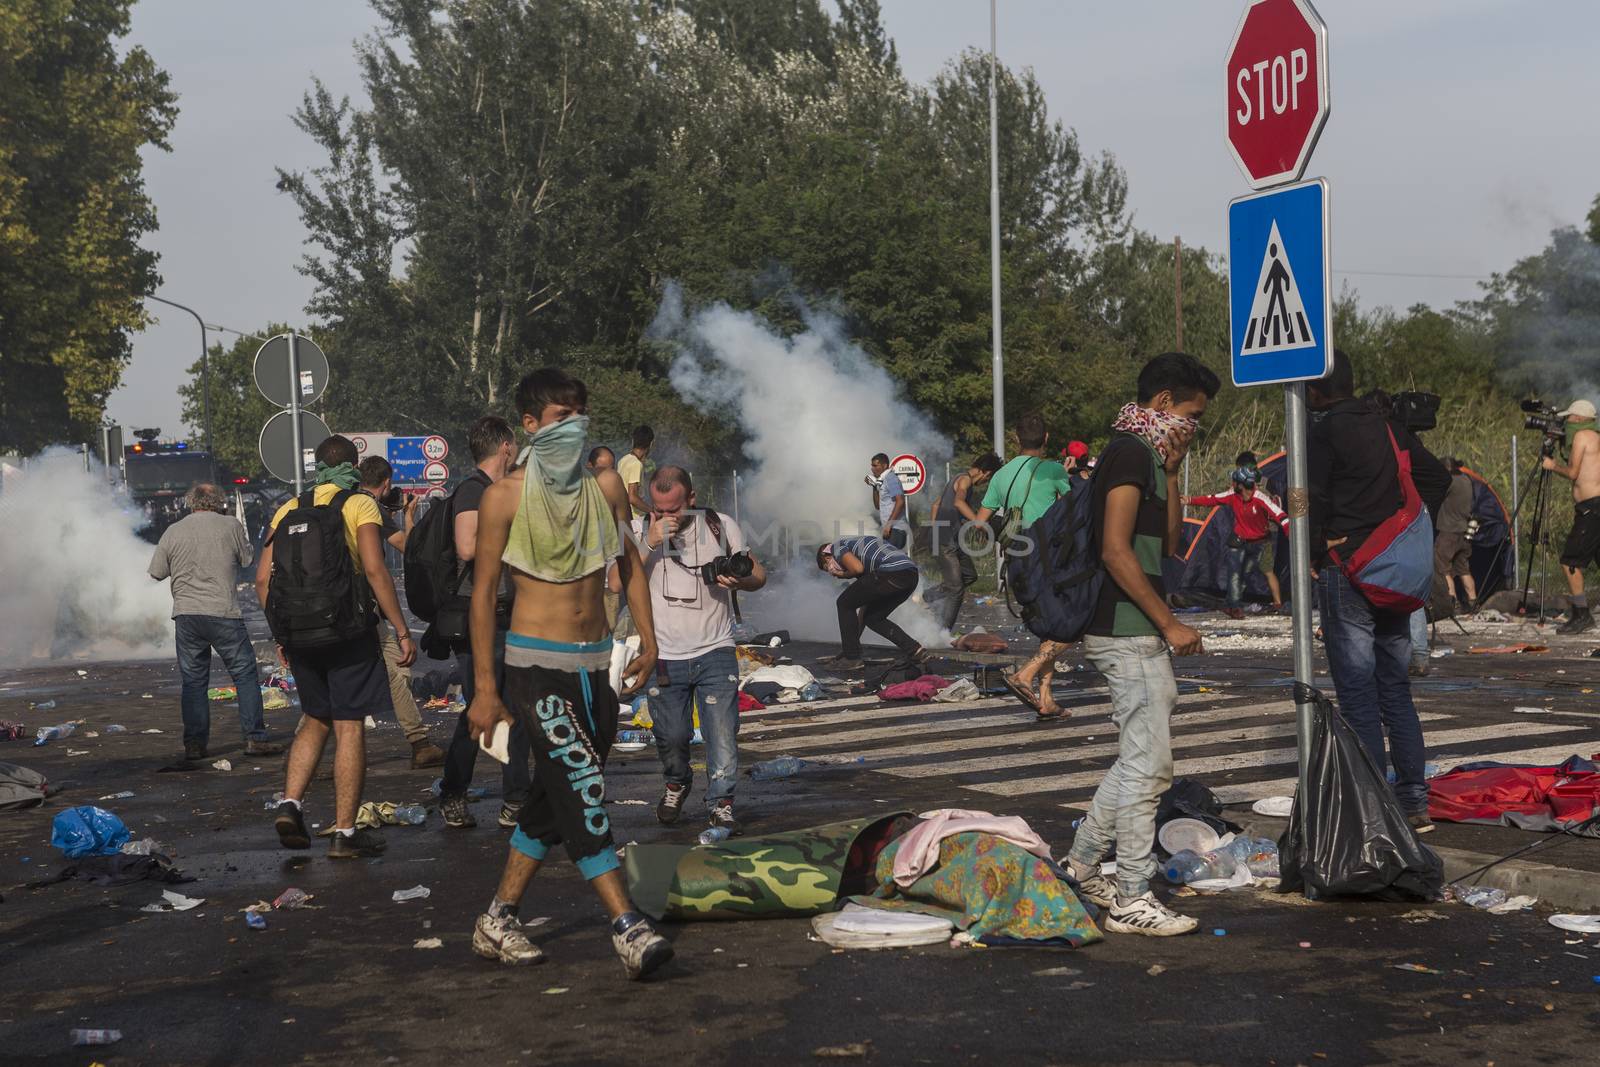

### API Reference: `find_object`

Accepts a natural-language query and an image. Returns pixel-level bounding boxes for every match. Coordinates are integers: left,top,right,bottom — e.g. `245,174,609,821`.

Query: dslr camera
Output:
379,486,406,511
1521,399,1565,456
699,550,754,587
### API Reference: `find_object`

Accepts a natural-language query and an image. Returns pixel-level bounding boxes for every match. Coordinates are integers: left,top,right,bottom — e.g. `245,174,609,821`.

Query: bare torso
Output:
1571,429,1600,503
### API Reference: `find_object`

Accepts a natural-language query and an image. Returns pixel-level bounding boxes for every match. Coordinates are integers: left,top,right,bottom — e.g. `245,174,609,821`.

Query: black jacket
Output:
1308,397,1449,564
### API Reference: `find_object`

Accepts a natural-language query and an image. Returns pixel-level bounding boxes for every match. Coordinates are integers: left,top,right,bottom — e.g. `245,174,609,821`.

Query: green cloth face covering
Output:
315,461,359,490
502,416,621,583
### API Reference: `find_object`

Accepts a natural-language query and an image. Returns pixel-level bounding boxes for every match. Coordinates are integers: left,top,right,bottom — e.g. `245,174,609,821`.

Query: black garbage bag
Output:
1278,684,1443,901
1156,778,1243,842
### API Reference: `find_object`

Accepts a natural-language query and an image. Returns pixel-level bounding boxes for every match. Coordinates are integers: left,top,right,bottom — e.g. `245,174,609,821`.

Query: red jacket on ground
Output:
1190,489,1288,542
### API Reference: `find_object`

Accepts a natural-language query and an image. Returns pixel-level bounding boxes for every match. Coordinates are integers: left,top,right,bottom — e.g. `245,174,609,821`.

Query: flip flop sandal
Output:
1035,706,1072,723
1000,672,1042,713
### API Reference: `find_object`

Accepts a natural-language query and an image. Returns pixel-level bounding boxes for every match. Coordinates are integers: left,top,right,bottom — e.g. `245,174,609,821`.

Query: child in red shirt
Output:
1185,466,1287,617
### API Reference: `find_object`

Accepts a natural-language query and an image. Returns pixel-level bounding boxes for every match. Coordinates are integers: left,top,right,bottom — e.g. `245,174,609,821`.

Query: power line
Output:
1333,267,1493,281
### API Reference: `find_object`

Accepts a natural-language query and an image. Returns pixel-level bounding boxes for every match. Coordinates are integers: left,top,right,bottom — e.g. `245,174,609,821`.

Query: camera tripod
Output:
1480,437,1561,622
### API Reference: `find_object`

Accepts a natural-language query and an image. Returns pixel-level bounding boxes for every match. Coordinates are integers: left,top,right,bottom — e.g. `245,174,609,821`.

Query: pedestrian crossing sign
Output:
1228,178,1331,386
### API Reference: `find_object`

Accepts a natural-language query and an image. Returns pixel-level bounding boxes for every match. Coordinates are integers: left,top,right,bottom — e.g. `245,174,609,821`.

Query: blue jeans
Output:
1318,568,1428,813
1067,635,1177,899
175,615,266,747
1408,608,1429,664
440,632,530,805
649,647,740,805
1225,541,1264,609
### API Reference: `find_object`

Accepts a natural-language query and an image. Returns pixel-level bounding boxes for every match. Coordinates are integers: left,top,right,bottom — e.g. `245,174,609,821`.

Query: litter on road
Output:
1548,915,1600,934
392,885,431,902
414,938,443,949
141,890,205,913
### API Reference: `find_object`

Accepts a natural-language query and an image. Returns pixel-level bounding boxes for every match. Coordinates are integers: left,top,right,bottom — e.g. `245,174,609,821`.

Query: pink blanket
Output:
879,674,950,701
891,808,1053,887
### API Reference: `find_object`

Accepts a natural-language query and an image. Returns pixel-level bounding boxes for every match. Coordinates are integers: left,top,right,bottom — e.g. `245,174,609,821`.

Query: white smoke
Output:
649,284,956,648
0,449,174,666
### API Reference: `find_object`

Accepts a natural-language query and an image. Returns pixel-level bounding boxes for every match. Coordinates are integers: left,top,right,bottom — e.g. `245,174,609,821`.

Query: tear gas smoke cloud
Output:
0,450,174,666
1495,228,1600,412
650,284,956,648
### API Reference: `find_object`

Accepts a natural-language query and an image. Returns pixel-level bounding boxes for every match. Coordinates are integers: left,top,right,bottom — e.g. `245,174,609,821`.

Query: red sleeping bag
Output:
1427,756,1600,835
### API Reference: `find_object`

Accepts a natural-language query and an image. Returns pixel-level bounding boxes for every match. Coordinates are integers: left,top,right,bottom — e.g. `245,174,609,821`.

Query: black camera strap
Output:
643,508,743,624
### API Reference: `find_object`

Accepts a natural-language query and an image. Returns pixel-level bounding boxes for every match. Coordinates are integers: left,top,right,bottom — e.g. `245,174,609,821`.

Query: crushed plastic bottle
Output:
698,826,732,845
120,838,159,856
245,911,268,930
1162,848,1238,884
31,699,58,711
749,756,807,781
70,1029,122,1046
1225,836,1280,877
392,885,431,902
392,803,427,825
1458,886,1508,910
33,722,76,745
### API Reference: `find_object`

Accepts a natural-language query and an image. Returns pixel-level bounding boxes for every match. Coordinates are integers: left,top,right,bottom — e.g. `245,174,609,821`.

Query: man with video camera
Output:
1541,398,1600,634
636,466,766,833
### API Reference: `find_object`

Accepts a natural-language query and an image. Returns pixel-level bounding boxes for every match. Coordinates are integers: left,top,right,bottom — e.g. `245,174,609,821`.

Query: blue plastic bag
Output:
50,805,130,858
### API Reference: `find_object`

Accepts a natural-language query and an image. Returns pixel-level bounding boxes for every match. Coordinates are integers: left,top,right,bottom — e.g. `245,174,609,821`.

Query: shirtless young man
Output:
464,367,672,980
1543,399,1600,635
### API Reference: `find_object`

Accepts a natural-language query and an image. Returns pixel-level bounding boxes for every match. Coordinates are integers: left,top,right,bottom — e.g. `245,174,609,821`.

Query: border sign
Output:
386,436,431,484
422,460,450,485
1228,178,1332,386
891,453,926,495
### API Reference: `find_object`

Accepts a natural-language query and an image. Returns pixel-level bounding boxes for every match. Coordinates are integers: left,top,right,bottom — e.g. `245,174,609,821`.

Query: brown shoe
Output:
244,739,283,757
410,739,447,769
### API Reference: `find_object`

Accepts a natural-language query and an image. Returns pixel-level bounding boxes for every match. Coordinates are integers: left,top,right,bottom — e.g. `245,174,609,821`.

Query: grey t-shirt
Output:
1437,473,1474,535
148,511,253,618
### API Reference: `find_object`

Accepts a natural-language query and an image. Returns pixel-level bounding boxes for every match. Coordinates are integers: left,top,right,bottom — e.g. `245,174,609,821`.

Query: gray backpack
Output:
0,762,51,810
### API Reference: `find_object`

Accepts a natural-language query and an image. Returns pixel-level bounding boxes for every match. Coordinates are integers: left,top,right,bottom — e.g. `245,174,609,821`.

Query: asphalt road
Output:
2,606,1598,1066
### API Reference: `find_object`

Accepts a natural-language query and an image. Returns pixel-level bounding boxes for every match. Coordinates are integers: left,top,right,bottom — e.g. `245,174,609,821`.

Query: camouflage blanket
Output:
625,813,913,921
849,831,1103,947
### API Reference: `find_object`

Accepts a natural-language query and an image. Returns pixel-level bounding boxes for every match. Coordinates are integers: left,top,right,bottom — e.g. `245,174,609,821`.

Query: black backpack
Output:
402,471,488,634
266,489,374,649
1004,437,1159,644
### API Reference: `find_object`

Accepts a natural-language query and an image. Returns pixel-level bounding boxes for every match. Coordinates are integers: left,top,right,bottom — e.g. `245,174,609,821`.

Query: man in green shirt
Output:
974,412,1073,719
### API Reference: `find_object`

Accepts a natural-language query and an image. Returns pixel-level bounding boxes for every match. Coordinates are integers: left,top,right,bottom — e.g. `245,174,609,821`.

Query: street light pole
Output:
145,293,214,484
988,0,1005,459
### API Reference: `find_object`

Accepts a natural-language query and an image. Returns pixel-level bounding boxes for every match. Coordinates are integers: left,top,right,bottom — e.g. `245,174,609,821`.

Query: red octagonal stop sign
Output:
1226,0,1329,189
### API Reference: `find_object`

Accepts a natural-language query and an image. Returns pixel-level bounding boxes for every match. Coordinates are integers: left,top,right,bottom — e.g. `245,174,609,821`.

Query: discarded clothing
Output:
951,631,1009,654
0,761,52,810
740,665,818,693
738,691,766,713
879,674,951,702
1467,643,1548,655
26,852,193,888
892,809,1052,887
852,831,1101,947
1156,778,1242,839
1428,756,1600,837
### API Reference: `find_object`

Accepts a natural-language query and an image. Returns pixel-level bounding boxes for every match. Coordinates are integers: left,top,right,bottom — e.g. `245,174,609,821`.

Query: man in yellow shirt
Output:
616,424,653,518
256,435,416,860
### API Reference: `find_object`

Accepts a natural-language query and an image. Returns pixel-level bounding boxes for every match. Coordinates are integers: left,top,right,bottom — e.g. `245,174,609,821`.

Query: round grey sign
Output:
258,409,333,485
254,333,330,408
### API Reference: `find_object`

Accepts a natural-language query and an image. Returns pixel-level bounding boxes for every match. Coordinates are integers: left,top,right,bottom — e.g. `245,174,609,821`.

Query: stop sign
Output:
1225,0,1329,189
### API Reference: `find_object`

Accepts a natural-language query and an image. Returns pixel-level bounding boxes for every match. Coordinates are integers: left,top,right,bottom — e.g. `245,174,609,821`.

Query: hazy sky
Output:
111,0,1600,437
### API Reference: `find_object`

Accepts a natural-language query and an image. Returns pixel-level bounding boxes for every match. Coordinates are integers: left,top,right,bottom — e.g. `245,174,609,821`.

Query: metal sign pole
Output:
732,469,740,525
288,332,305,495
987,0,1005,459
1285,382,1316,795
1510,434,1520,582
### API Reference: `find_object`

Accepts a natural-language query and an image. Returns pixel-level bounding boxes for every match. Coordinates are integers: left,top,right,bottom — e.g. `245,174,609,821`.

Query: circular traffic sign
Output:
422,460,450,485
424,486,447,501
258,409,332,485
1225,0,1329,190
422,435,449,461
253,333,330,408
890,453,926,495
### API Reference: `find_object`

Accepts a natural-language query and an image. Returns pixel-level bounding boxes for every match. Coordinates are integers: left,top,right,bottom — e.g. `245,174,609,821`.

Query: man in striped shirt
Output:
815,535,924,672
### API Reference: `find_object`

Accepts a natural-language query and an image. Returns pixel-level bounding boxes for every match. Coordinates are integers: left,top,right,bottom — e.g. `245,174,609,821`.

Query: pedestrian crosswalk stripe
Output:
1000,720,1589,803
868,710,1452,781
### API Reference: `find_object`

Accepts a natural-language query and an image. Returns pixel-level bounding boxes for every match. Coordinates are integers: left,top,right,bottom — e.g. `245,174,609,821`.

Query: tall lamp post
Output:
987,0,1005,458
144,293,215,484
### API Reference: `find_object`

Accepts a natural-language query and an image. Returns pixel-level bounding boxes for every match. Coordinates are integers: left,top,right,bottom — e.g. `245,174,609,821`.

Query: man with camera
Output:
637,466,766,833
1543,398,1600,635
358,456,446,769
867,452,909,549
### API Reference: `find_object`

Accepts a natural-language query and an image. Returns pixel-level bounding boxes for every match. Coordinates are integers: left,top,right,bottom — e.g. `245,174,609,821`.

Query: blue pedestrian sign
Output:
386,435,431,483
1228,177,1331,387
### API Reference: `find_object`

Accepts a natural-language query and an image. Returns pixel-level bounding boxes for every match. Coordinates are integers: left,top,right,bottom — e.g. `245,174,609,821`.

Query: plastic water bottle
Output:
698,826,732,845
120,838,158,856
392,803,426,825
750,756,807,781
70,1029,122,1046
32,699,57,711
1163,849,1209,884
1459,886,1508,910
33,722,75,745
1198,849,1238,879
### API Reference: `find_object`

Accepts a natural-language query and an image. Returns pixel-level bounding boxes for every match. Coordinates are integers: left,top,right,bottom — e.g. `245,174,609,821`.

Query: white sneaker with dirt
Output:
1066,859,1115,909
472,913,546,965
1104,892,1198,937
612,918,674,980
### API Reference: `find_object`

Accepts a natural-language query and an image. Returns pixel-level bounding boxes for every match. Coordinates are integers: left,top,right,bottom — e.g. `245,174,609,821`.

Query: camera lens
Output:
725,552,754,578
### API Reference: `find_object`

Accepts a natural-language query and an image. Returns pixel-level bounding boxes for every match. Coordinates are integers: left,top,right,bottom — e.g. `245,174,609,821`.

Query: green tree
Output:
0,0,176,453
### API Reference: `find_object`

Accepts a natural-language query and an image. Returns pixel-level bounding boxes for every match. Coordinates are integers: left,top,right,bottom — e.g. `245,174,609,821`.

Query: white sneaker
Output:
472,912,546,965
1104,892,1198,937
612,917,674,980
1067,859,1116,909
